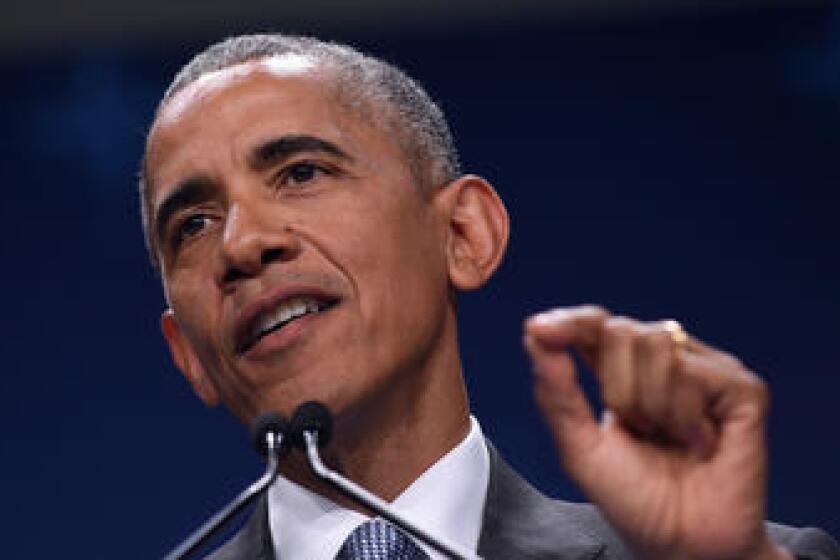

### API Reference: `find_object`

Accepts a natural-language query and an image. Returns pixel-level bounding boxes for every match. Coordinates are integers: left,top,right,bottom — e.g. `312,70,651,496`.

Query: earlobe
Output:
438,175,510,291
161,310,220,407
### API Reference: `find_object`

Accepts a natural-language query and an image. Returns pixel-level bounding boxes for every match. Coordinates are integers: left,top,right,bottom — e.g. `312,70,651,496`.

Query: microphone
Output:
163,412,289,560
289,401,481,560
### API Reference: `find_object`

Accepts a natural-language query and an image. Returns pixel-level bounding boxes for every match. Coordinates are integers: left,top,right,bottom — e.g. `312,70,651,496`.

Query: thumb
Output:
524,334,601,470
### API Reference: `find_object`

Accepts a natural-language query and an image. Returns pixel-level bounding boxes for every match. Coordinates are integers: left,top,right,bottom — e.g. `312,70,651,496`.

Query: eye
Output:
175,213,213,244
287,162,318,183
276,161,335,188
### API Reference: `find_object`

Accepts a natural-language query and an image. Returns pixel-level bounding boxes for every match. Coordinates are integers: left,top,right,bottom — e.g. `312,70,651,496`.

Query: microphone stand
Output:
163,432,283,560
302,431,480,560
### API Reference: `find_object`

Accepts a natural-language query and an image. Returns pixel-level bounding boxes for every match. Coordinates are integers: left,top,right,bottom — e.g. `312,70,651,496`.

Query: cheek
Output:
339,197,449,341
165,271,222,341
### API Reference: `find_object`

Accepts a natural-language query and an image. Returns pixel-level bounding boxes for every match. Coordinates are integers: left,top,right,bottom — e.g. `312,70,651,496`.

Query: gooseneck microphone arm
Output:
163,414,287,560
302,431,478,560
293,402,481,560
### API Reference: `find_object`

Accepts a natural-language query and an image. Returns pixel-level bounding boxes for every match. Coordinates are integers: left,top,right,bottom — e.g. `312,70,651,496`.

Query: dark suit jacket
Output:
207,446,840,560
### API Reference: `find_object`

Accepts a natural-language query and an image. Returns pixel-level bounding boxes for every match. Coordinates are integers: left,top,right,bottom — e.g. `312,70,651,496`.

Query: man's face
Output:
144,57,454,423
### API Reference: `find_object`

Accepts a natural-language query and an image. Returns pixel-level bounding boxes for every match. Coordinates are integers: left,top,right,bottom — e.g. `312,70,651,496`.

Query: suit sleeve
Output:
768,523,840,560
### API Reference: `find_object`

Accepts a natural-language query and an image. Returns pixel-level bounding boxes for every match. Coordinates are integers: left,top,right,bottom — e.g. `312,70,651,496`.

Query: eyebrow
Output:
152,135,352,245
153,176,216,245
249,134,352,170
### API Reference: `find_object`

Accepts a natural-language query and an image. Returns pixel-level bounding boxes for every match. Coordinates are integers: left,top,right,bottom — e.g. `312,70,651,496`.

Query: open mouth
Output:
238,295,339,354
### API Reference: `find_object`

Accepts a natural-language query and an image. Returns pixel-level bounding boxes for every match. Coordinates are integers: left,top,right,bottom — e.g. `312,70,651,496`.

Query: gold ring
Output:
662,319,689,348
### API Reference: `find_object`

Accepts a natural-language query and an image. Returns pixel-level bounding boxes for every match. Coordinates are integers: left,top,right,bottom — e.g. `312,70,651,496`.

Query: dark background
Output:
2,1,838,557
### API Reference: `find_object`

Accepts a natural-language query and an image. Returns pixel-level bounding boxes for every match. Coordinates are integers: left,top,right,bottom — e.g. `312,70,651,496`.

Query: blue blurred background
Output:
2,1,839,557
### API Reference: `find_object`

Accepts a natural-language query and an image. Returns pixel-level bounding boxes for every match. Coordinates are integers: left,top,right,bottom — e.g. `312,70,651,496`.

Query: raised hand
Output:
524,305,791,560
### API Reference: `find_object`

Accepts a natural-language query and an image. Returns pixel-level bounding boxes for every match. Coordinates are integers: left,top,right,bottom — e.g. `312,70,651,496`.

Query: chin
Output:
251,372,348,420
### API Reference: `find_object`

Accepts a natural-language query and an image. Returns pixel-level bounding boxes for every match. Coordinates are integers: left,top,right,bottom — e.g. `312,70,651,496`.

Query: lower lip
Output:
242,306,335,360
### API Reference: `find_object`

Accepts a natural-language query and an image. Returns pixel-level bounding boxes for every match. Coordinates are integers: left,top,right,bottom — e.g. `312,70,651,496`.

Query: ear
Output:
161,309,220,407
435,174,510,291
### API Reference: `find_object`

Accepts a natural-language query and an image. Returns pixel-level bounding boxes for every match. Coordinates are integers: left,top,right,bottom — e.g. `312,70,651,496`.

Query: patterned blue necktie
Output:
335,519,431,560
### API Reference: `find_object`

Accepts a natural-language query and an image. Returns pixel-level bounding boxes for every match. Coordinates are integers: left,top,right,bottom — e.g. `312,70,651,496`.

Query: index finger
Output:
525,304,610,352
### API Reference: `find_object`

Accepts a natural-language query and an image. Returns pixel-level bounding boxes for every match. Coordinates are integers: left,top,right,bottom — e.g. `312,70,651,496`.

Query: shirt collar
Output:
268,416,490,560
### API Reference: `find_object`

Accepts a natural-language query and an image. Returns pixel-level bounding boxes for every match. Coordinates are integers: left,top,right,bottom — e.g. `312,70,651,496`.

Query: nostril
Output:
223,267,249,284
221,247,287,286
262,247,285,265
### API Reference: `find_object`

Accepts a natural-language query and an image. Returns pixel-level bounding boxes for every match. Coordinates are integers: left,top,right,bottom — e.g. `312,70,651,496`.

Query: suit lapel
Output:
208,443,611,560
206,494,275,560
478,444,606,560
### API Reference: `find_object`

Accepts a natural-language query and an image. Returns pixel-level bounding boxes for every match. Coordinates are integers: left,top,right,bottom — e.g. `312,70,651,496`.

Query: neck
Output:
279,325,470,507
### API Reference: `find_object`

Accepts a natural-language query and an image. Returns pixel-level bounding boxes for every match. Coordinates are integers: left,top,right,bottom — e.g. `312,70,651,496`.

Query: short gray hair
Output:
139,33,461,265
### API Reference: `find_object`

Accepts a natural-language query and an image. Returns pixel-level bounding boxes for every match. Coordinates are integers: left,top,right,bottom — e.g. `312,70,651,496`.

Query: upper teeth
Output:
254,297,322,338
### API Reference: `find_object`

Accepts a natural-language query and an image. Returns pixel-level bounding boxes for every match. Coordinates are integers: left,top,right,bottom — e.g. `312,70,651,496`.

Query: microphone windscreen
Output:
290,401,333,448
251,412,289,457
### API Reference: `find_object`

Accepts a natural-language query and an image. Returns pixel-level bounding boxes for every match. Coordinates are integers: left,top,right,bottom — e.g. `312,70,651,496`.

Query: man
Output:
140,34,838,559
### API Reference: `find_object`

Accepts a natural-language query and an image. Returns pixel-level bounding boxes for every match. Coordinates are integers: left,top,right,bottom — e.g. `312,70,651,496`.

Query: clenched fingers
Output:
525,305,766,457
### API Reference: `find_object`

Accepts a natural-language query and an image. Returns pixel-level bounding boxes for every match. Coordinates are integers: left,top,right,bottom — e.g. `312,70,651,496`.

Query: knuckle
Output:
746,373,770,405
604,316,636,340
642,329,672,353
582,303,609,314
734,370,770,416
721,351,745,371
579,303,610,320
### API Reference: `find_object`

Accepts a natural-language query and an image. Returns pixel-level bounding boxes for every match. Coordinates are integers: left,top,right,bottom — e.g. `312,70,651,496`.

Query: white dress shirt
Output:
267,416,490,559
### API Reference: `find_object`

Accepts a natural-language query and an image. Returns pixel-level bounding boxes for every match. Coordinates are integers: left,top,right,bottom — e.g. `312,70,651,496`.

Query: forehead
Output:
156,53,321,125
149,56,348,159
146,54,399,189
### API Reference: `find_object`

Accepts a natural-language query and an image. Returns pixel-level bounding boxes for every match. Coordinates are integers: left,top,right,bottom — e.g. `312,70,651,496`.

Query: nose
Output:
216,201,301,287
